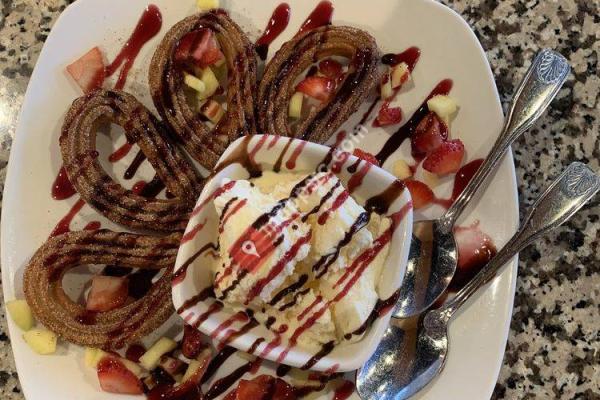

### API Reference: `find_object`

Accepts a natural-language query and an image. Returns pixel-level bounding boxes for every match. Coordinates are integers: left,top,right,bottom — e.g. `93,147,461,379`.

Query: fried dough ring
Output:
23,230,180,349
60,89,201,232
149,11,257,169
257,26,381,143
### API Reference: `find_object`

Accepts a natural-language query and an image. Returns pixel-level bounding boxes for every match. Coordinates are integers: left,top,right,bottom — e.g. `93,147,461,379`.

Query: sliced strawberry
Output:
410,112,448,156
296,76,334,102
86,275,128,312
224,391,238,400
175,29,224,68
66,47,106,94
97,356,143,395
405,180,434,210
236,375,296,400
318,59,343,79
422,139,465,175
374,102,402,127
452,224,496,289
353,149,380,166
182,324,207,359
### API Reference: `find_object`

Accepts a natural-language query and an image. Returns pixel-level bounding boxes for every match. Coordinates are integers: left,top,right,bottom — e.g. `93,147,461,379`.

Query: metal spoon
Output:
394,49,570,318
357,162,600,400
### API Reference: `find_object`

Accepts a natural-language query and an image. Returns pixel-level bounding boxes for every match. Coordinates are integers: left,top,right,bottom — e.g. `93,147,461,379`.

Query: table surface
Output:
0,0,598,399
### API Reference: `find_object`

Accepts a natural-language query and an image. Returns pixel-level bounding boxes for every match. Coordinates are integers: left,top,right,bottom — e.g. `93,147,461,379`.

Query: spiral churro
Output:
149,11,257,169
23,230,181,349
60,89,202,232
257,26,381,144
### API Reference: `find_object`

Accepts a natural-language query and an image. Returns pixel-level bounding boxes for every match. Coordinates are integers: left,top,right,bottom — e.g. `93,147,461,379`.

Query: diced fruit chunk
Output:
23,329,57,355
296,76,334,102
181,348,211,384
411,112,448,156
66,47,106,94
97,356,144,395
184,73,206,93
86,275,128,312
422,139,465,175
175,29,224,68
405,180,434,210
453,224,496,288
391,62,410,88
234,375,296,400
318,59,343,79
201,99,225,124
139,337,178,371
380,73,393,100
197,0,220,10
392,159,412,180
288,92,304,119
427,95,458,124
198,67,220,99
421,169,440,188
375,102,402,126
6,300,35,331
85,347,108,368
353,149,380,166
182,324,207,360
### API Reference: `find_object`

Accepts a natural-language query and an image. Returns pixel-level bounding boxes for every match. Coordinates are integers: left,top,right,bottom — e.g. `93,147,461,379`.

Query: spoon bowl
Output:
393,49,570,318
357,162,600,400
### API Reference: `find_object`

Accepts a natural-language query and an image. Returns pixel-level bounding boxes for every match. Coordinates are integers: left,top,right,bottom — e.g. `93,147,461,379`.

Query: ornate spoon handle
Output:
440,49,570,232
438,162,599,320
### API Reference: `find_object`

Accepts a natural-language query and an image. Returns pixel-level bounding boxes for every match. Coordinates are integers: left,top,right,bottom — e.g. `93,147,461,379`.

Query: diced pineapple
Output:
198,67,220,100
197,0,219,11
23,329,57,355
421,169,440,187
84,347,107,368
289,92,304,119
391,62,410,88
121,358,145,378
202,100,225,124
184,73,206,94
139,337,177,371
427,95,458,124
392,159,413,180
181,348,211,383
6,300,35,331
380,74,393,100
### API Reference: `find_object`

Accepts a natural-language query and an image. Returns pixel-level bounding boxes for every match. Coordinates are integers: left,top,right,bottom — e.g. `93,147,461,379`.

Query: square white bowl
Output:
172,134,413,372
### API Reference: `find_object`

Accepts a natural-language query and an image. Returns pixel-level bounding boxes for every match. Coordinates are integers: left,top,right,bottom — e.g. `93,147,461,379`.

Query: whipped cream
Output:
212,171,391,351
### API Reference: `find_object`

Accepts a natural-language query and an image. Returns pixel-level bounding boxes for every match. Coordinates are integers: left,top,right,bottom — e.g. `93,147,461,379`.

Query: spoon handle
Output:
441,49,570,232
439,162,600,319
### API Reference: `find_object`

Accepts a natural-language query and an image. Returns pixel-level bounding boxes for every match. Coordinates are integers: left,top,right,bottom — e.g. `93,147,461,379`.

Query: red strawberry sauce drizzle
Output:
347,161,372,193
255,3,291,60
105,4,163,90
296,1,334,36
317,189,349,225
108,141,133,163
180,218,208,244
286,140,307,170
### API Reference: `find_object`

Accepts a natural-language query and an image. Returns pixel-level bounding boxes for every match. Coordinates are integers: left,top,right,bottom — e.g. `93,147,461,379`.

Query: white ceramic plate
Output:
1,0,519,399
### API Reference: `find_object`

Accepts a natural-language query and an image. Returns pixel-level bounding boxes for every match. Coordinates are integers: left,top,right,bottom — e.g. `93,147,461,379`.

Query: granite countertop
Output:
0,0,598,398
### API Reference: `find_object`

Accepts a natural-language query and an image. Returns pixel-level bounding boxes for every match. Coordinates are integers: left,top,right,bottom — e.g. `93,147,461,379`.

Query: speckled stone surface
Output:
0,0,598,399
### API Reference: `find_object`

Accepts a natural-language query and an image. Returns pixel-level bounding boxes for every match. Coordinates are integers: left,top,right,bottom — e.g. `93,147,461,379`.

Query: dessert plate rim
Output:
0,0,519,398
